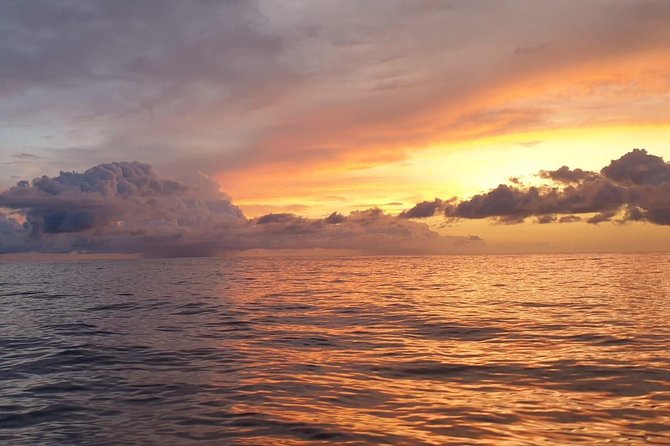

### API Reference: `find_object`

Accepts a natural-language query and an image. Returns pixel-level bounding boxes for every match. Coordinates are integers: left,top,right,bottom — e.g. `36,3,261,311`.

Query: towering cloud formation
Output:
434,149,670,225
0,162,244,236
0,162,481,256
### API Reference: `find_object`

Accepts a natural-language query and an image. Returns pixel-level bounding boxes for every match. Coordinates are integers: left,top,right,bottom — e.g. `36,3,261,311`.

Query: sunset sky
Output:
2,0,670,255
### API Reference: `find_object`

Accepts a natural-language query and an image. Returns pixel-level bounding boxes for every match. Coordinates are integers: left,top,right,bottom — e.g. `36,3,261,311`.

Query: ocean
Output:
1,254,669,445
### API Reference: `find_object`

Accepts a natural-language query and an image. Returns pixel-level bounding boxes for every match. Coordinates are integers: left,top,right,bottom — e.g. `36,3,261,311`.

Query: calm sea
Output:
1,254,669,445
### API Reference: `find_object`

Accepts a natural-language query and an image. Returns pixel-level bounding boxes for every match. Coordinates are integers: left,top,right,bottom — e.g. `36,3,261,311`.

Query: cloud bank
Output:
399,149,670,226
0,162,482,256
3,149,669,256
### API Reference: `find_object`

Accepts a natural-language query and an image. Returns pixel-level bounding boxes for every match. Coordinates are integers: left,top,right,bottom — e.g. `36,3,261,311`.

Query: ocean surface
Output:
1,254,669,445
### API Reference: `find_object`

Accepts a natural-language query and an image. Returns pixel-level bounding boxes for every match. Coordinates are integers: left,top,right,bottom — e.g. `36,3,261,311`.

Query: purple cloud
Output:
0,162,482,256
439,149,670,225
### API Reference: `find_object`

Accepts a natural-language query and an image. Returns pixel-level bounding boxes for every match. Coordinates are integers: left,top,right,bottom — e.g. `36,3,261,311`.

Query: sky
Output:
1,0,670,256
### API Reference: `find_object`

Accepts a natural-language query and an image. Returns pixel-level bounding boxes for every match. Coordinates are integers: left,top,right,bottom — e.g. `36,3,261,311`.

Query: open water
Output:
1,254,669,445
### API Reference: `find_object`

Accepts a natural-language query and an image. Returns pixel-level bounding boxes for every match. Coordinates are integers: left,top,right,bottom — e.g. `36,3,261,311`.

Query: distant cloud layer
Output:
0,162,481,256
3,149,670,255
401,149,670,226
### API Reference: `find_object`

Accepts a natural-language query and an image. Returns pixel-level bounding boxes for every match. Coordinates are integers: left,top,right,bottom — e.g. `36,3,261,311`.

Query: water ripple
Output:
0,254,669,445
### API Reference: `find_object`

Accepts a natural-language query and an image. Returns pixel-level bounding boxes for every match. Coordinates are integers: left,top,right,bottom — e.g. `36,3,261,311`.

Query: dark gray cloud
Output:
0,161,482,255
324,212,346,224
446,180,626,222
441,149,670,225
586,211,617,224
0,161,244,238
0,212,26,253
398,199,445,219
601,148,670,185
256,213,298,225
539,166,598,184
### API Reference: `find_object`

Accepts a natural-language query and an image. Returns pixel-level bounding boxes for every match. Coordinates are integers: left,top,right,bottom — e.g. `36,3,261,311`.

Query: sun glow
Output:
229,123,670,219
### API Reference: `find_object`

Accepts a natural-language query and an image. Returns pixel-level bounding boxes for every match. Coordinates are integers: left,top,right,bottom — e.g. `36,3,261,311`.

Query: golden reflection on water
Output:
212,254,670,445
1,254,669,445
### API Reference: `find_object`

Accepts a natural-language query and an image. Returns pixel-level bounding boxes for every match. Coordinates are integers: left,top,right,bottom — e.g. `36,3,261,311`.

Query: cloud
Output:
442,149,670,225
536,215,556,224
0,162,244,238
601,148,670,185
557,215,582,224
324,212,346,224
10,152,44,159
0,162,482,256
0,161,246,255
2,0,670,189
2,1,670,241
246,208,482,255
538,166,598,184
398,199,445,219
0,212,27,253
586,211,617,224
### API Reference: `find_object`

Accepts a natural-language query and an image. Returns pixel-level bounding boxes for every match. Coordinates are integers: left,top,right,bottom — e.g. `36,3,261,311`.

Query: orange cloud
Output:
215,49,670,212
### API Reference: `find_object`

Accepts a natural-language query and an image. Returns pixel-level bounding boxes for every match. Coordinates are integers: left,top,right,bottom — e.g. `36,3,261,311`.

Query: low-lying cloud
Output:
0,162,482,256
399,199,447,219
400,149,670,226
4,149,668,256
